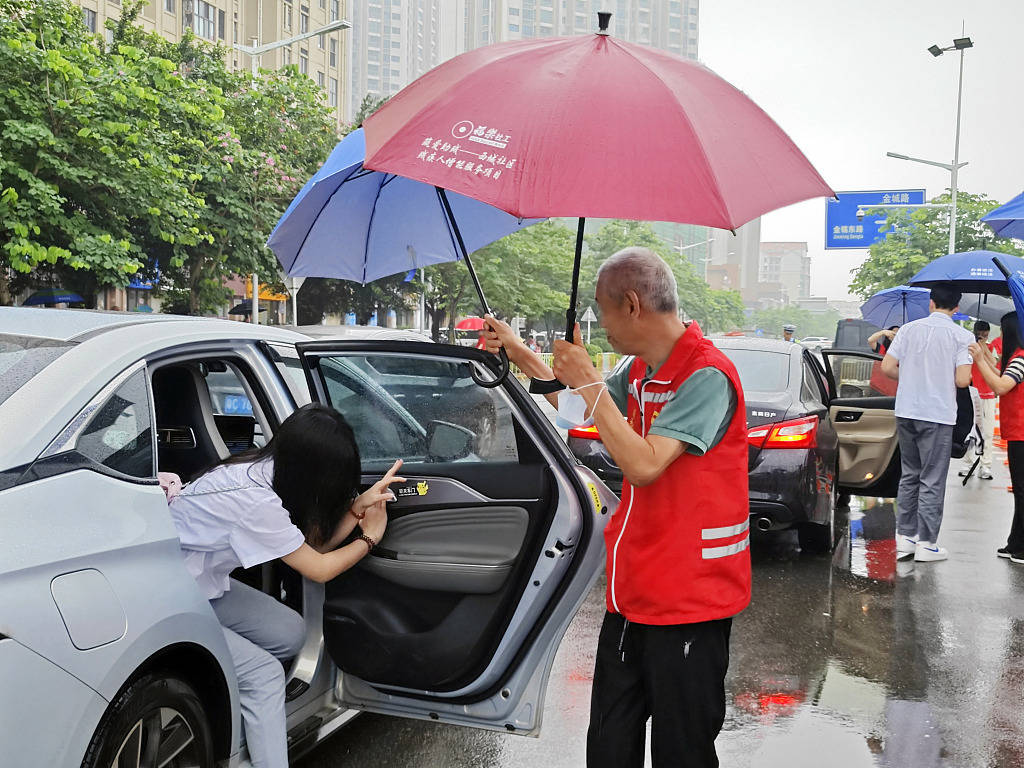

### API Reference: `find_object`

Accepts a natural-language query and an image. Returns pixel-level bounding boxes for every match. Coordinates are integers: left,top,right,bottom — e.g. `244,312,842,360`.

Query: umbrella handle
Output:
992,256,1011,279
472,347,510,389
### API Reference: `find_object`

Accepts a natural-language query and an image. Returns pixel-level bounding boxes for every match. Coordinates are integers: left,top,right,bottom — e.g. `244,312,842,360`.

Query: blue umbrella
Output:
982,191,1024,240
22,288,85,306
268,127,541,288
908,250,1024,295
992,256,1024,322
860,286,931,329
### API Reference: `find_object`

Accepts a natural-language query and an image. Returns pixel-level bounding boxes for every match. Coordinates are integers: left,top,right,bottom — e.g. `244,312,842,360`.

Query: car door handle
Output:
835,411,862,423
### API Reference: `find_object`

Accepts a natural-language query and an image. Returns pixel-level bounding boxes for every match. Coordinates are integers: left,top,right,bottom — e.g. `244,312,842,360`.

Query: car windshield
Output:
0,334,76,406
720,348,791,393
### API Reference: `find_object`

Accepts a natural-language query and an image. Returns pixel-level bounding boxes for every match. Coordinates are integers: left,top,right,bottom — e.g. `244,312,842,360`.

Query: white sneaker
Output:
896,534,918,556
914,541,948,562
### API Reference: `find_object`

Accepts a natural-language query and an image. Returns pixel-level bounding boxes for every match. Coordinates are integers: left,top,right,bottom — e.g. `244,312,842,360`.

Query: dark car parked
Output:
568,339,902,552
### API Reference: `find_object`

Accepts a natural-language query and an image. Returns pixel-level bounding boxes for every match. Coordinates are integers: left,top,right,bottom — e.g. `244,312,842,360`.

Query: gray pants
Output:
211,580,305,768
896,418,954,545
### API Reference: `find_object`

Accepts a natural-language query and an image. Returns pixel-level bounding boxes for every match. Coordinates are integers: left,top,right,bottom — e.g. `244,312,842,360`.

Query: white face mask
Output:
555,388,593,430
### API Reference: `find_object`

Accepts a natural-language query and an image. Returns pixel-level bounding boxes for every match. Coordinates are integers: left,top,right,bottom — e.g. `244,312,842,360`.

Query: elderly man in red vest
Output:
484,247,751,768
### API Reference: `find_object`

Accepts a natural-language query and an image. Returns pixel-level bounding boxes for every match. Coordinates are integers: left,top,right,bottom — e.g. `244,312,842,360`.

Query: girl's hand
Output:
350,459,405,520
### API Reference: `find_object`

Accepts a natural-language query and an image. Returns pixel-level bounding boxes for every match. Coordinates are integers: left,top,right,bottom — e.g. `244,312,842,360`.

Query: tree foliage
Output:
0,0,339,311
751,306,841,339
850,191,1024,299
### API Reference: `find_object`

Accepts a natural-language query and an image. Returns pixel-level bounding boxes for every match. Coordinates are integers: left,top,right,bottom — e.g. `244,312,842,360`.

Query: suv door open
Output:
821,349,901,497
295,340,613,735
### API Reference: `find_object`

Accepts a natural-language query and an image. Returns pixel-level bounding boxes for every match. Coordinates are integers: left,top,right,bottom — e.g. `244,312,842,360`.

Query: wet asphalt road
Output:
299,464,1024,767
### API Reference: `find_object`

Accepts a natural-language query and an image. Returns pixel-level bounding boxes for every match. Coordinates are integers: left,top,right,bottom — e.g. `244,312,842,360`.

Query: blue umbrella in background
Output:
982,191,1024,240
268,128,543,387
992,255,1024,322
22,287,85,306
267,128,541,292
860,286,931,329
908,250,1024,295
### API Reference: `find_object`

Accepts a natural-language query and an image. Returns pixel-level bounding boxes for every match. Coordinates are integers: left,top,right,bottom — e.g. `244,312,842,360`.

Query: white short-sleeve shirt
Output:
886,312,974,425
168,459,305,600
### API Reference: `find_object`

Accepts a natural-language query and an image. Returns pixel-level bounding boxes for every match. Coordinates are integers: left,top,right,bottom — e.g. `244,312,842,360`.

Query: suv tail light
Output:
748,415,818,449
568,424,601,440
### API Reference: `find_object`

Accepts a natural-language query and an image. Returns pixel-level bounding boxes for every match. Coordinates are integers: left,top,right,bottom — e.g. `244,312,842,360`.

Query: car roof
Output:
281,324,433,342
0,306,206,341
712,337,803,355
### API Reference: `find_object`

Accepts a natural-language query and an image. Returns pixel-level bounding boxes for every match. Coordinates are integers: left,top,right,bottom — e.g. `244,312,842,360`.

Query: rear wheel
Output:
82,673,214,768
799,468,837,554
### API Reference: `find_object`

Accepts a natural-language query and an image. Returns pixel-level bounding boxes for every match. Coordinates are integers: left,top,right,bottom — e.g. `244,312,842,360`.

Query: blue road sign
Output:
825,189,926,250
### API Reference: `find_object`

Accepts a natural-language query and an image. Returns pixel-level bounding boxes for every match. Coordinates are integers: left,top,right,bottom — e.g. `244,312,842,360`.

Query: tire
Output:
799,470,837,554
82,673,215,768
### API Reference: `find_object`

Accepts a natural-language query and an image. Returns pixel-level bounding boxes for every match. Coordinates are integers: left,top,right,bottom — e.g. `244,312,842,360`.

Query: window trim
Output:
40,360,155,477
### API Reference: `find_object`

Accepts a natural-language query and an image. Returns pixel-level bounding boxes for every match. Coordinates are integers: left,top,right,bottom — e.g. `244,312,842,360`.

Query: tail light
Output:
568,424,601,440
748,415,818,449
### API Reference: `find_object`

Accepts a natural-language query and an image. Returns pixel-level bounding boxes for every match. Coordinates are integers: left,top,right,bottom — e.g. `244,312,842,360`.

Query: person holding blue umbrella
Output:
968,312,1024,564
880,284,974,563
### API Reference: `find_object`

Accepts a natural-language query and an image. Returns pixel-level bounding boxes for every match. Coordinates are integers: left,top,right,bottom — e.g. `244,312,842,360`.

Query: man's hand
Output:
481,314,523,357
883,329,896,340
552,323,602,389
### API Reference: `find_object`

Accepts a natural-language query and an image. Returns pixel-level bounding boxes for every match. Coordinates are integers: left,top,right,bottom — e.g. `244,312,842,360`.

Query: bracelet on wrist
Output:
358,533,376,553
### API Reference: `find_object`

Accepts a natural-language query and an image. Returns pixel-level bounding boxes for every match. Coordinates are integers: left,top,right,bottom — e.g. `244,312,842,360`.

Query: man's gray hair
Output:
596,247,678,314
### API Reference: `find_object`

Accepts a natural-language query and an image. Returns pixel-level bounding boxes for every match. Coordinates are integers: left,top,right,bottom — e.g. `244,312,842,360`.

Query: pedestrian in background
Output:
969,312,1024,564
782,324,797,343
881,284,974,562
960,320,996,480
482,247,750,768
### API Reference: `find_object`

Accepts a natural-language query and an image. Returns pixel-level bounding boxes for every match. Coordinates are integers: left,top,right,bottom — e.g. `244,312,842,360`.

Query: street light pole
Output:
887,35,972,256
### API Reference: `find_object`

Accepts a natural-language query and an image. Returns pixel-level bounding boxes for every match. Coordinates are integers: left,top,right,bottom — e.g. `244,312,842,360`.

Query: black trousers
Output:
587,612,732,768
1007,441,1024,552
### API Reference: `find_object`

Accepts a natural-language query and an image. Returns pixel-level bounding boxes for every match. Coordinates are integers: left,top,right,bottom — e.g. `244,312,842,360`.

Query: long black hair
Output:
222,403,361,546
1000,312,1022,374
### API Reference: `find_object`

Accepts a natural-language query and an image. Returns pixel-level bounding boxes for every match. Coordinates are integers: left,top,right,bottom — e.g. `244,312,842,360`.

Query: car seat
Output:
152,365,230,481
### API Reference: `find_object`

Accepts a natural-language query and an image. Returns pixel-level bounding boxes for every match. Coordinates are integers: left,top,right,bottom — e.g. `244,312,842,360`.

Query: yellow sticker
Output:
587,483,602,514
416,481,430,496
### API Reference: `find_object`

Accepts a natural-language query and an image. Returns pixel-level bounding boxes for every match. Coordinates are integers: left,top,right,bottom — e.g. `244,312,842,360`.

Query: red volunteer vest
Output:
1000,350,1024,442
604,322,752,625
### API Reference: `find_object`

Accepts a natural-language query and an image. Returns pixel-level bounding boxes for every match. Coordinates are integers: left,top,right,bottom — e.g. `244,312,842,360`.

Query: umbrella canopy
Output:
992,256,1024,324
959,293,1014,325
22,288,84,306
363,24,834,227
267,128,541,284
362,14,833,383
860,286,931,329
454,316,486,331
908,250,1024,295
982,191,1024,240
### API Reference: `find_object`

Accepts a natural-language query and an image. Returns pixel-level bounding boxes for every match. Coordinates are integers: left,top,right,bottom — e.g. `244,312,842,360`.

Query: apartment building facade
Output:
71,0,351,125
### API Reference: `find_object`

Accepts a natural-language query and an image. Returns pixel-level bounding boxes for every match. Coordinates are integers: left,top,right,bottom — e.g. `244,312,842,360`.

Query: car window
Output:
827,353,896,399
203,363,270,450
800,358,826,405
0,334,75,406
719,349,791,392
313,353,518,468
75,369,155,478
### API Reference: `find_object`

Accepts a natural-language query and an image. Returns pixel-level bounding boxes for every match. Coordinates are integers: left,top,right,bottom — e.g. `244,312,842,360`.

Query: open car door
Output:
821,349,901,497
295,340,613,735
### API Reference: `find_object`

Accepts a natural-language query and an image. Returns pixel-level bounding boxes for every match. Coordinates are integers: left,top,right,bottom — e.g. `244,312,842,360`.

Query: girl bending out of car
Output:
166,403,404,768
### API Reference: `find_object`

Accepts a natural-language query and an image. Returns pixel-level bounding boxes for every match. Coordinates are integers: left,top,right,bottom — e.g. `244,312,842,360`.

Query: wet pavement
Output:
299,463,1024,767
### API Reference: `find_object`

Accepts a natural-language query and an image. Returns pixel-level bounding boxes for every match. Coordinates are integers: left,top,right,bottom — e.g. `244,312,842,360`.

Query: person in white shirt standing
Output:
881,284,974,562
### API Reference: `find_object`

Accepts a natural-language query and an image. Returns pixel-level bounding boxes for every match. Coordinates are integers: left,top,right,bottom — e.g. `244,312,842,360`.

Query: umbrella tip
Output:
597,11,612,34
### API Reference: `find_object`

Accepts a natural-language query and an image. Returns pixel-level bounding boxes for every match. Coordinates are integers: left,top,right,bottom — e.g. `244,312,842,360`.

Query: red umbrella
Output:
455,316,487,331
365,13,833,388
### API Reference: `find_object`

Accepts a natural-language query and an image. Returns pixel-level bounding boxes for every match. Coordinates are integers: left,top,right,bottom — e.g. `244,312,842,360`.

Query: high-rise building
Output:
758,242,810,306
69,0,351,125
706,220,762,305
455,0,699,59
348,0,448,117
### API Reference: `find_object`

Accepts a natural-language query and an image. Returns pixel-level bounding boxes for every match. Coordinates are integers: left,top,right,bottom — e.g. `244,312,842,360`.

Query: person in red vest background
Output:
960,320,997,480
482,247,751,768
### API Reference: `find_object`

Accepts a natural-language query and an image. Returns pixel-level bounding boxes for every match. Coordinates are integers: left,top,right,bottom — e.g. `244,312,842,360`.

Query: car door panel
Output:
822,350,901,496
291,340,610,734
359,503,530,593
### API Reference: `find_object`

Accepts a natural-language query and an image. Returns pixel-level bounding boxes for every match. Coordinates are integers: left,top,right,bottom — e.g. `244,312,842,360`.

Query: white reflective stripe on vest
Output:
701,536,750,560
701,519,750,540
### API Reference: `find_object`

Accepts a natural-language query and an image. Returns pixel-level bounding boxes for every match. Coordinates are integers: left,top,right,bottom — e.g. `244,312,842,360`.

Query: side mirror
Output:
426,420,475,462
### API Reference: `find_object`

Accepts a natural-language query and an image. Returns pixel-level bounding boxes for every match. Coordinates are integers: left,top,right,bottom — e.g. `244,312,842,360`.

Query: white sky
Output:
699,0,1024,299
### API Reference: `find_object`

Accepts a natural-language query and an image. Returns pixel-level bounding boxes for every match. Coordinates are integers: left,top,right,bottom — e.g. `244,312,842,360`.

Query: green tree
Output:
751,306,840,339
850,191,1024,299
0,0,208,304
